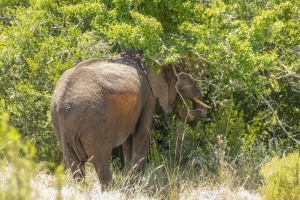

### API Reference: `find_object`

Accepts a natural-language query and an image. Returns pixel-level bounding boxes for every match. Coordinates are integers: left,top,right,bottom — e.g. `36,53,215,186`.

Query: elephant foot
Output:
98,172,112,188
70,162,86,182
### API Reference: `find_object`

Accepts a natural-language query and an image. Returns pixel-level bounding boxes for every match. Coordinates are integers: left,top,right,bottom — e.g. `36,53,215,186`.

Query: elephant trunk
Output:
177,97,211,123
177,106,194,122
190,96,211,122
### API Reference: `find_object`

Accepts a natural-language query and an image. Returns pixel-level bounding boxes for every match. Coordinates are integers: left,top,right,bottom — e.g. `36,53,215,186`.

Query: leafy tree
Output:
0,0,299,173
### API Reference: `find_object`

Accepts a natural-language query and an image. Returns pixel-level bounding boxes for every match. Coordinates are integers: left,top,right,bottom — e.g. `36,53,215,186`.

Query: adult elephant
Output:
51,49,211,185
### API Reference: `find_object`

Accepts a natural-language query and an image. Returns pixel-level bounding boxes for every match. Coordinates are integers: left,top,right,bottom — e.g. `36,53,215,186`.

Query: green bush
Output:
0,113,36,199
0,113,66,199
0,2,299,190
260,152,300,200
150,102,284,188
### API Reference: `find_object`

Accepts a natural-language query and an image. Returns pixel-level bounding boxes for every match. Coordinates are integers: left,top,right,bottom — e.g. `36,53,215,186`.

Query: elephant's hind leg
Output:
62,142,86,181
90,148,112,186
81,135,113,186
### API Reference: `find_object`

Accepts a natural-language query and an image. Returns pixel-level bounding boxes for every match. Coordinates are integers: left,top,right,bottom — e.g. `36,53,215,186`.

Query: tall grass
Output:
0,161,261,200
0,113,272,199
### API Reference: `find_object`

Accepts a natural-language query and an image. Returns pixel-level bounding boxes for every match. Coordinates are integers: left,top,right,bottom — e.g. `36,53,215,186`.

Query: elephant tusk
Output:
191,97,212,109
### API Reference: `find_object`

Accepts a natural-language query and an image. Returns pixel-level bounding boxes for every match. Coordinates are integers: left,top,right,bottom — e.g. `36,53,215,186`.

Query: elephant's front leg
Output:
131,101,155,175
132,128,150,174
122,135,133,169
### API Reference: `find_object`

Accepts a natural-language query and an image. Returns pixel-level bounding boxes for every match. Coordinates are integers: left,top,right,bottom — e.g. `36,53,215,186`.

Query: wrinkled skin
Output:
51,49,211,185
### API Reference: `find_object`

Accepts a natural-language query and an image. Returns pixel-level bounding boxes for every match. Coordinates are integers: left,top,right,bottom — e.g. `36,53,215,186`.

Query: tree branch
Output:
261,94,300,145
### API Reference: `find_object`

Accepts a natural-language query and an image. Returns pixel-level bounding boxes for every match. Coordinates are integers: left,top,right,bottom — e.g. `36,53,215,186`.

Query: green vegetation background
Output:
0,0,299,191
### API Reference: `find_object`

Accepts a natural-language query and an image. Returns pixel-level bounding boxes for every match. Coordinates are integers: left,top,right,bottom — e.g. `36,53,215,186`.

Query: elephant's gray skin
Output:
51,49,211,185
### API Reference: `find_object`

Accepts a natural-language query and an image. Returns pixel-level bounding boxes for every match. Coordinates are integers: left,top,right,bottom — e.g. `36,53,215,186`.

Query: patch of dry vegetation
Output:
1,162,261,200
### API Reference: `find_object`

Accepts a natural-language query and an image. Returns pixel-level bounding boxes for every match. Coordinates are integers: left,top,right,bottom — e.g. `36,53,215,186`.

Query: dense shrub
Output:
0,113,36,199
0,1,299,192
261,152,300,200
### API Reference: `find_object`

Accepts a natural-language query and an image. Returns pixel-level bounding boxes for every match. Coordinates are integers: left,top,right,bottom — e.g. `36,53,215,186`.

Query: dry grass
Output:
180,184,261,200
0,163,262,200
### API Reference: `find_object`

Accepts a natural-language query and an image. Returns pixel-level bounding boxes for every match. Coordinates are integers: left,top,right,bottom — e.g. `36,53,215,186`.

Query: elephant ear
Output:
147,68,172,113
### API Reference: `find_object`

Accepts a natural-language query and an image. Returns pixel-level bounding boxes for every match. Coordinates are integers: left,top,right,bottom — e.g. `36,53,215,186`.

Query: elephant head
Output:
147,66,211,115
176,73,211,124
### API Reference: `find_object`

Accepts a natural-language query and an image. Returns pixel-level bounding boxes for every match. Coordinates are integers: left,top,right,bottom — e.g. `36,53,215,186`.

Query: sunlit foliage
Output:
0,1,299,188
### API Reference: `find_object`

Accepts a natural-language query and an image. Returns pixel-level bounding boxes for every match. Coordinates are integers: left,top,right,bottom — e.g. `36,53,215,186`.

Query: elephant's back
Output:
51,59,146,114
72,60,144,95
